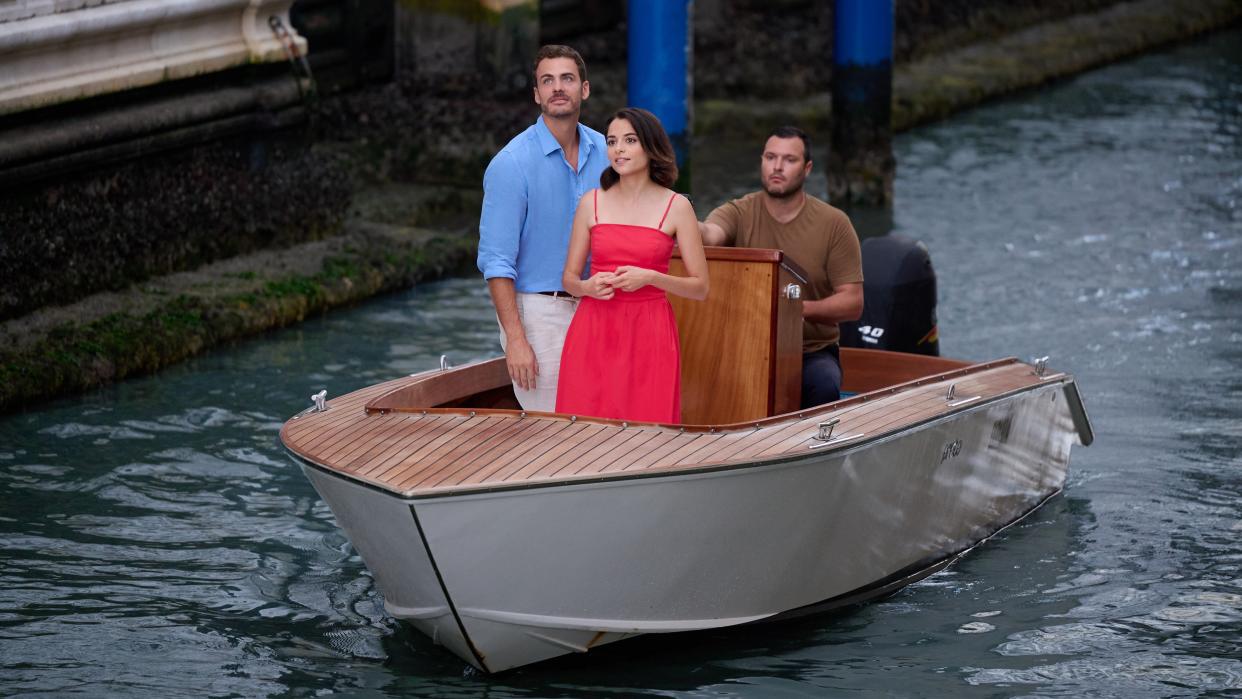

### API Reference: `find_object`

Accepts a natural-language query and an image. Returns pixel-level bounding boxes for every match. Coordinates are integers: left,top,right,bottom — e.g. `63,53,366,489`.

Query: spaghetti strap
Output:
593,188,599,225
656,192,677,230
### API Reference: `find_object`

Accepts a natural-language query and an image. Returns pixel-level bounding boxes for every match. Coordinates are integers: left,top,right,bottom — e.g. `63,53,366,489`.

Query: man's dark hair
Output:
532,44,587,82
769,125,812,162
600,108,679,190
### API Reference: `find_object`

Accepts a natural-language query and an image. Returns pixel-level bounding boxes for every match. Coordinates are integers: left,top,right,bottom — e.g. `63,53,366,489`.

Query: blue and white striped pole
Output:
830,0,894,206
627,0,692,190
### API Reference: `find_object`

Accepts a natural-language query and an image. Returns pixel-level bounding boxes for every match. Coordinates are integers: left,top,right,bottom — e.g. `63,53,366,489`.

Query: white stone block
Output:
0,0,307,114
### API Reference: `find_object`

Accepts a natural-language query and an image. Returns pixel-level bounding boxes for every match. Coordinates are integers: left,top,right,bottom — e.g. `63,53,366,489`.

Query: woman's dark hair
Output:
599,107,678,190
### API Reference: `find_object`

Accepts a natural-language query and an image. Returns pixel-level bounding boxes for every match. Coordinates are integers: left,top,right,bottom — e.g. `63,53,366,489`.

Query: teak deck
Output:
281,350,1058,498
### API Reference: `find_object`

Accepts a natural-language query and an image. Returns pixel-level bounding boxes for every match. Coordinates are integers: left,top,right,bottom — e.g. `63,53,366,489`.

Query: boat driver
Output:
698,126,864,407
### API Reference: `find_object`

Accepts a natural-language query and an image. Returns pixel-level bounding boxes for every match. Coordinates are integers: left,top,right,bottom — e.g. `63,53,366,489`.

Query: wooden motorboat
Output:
280,248,1093,673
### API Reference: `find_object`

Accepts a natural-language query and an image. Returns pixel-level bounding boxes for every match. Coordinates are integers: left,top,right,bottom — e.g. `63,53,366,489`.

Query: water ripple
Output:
967,654,1242,696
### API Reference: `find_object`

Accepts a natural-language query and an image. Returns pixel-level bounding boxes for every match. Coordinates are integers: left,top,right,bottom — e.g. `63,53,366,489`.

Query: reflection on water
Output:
2,27,1241,698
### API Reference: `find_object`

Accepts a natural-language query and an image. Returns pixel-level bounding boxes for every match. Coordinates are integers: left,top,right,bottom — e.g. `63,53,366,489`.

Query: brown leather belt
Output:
536,290,572,298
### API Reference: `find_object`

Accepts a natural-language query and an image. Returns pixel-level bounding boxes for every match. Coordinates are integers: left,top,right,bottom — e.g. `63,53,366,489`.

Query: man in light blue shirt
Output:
478,45,608,412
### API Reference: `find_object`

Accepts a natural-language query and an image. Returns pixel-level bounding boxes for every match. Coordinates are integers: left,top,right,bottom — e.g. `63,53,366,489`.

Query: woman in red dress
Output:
555,108,709,423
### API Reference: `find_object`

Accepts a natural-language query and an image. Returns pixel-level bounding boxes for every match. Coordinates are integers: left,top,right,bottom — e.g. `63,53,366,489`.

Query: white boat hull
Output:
297,378,1085,672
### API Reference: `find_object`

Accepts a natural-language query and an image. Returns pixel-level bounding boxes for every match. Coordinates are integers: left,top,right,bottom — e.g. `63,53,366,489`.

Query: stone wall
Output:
693,0,1128,99
895,0,1124,62
0,0,544,323
0,0,375,322
0,130,351,322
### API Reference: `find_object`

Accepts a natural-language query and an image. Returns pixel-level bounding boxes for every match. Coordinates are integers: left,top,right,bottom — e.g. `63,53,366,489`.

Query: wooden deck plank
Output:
531,424,628,478
346,415,449,479
390,417,514,490
505,423,610,481
565,429,658,476
595,430,680,473
378,416,492,487
327,412,419,474
657,432,730,466
292,412,375,460
428,418,567,488
673,430,758,466
294,403,386,454
317,412,401,464
400,417,544,490
464,420,578,485
291,410,365,452
409,416,512,473
336,413,429,473
333,413,429,475
581,429,676,474
620,433,705,471
362,415,467,480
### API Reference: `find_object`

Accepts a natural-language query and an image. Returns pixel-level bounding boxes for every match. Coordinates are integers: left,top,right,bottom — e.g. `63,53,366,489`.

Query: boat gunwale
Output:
361,355,1030,434
286,373,1077,500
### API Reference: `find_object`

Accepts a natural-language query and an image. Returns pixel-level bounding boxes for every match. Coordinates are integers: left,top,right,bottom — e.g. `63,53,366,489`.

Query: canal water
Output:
3,28,1240,698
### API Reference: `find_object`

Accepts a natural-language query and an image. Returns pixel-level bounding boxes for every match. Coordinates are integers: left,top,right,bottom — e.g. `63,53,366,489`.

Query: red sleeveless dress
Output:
555,191,681,423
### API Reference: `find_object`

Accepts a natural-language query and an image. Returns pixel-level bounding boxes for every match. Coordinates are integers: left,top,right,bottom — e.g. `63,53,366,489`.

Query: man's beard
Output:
763,178,803,199
542,95,577,118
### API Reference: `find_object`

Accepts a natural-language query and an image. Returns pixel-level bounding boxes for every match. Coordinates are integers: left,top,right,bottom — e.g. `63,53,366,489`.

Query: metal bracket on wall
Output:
270,15,316,101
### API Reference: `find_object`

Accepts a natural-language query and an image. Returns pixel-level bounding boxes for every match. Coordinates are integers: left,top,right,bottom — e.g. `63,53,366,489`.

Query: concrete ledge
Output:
0,0,306,115
0,74,305,173
0,221,477,413
696,0,1242,138
893,0,1242,131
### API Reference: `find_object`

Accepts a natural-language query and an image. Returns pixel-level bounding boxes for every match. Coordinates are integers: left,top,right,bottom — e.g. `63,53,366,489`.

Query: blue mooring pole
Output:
627,0,692,190
830,0,894,206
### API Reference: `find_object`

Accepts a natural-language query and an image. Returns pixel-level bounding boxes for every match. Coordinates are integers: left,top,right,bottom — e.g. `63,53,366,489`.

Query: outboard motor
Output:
840,234,939,356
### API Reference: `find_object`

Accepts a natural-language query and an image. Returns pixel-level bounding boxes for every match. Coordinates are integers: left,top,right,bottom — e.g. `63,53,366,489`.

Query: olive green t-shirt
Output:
706,192,863,352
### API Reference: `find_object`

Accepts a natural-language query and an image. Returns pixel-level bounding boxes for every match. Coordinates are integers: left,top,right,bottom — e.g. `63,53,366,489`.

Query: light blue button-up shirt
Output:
477,116,608,292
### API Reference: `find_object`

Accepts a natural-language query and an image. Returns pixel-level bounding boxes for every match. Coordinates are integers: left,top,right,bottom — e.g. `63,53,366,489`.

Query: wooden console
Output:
669,247,806,424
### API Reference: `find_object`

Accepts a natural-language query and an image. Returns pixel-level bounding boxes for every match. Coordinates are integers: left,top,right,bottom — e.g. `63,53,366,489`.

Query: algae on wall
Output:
0,225,478,413
0,132,352,323
692,0,1130,100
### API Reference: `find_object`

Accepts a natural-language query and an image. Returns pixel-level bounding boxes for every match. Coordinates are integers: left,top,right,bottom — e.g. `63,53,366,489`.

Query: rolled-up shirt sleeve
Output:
477,150,527,280
705,201,741,245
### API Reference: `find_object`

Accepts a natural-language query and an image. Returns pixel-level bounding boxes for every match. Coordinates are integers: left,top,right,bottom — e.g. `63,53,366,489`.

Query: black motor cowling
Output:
839,234,939,356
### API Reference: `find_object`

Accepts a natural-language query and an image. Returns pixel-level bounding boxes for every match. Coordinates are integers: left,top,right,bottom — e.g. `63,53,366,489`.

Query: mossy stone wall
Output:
0,133,352,322
693,0,1127,99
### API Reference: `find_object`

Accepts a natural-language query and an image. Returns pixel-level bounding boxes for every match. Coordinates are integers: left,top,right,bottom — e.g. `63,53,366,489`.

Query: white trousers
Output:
498,293,577,413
